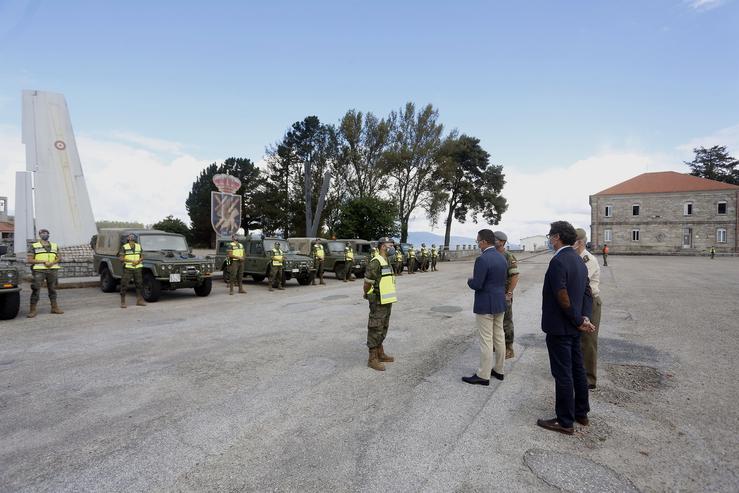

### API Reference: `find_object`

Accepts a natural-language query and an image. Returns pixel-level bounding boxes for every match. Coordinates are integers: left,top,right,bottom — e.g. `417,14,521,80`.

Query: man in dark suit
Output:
537,221,596,434
462,229,508,386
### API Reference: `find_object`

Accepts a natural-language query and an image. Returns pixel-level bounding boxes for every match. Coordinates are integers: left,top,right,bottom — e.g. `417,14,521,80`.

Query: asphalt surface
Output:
1,254,737,492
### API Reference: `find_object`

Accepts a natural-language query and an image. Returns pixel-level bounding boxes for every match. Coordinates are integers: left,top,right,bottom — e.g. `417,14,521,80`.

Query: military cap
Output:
493,231,507,242
377,237,393,244
575,228,587,242
38,228,50,234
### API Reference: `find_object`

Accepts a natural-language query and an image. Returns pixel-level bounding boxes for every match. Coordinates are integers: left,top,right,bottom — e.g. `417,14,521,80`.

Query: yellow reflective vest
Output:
395,250,403,262
345,247,354,261
368,254,397,305
431,248,438,258
313,243,325,260
408,248,416,258
122,242,143,269
421,247,428,258
31,241,60,270
272,249,284,267
228,241,245,260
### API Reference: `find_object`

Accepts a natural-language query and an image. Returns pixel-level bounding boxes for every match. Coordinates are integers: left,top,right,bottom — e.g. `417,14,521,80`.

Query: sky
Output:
1,0,738,243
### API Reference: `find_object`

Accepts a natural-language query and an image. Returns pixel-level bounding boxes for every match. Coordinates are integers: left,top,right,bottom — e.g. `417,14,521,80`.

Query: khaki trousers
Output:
580,295,602,386
476,312,505,379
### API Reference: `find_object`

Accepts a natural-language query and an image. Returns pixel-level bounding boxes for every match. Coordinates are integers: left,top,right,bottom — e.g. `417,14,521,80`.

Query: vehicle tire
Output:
100,265,118,293
334,263,346,280
252,274,266,282
222,262,230,284
142,271,161,302
297,272,314,286
194,278,212,297
0,292,20,320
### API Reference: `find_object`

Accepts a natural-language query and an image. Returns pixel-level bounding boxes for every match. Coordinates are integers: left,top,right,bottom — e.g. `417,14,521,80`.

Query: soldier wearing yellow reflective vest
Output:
420,243,430,271
269,241,285,291
343,242,355,282
26,228,63,318
407,245,417,274
118,233,146,308
226,234,246,295
312,239,325,285
394,243,404,276
363,237,398,371
431,244,439,271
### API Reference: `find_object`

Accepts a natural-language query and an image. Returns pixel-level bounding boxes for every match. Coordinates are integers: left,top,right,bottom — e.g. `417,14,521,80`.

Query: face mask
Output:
386,247,396,257
40,233,49,241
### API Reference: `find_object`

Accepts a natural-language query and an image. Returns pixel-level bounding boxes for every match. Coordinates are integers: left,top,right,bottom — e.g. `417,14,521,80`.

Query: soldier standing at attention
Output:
602,244,609,266
494,231,519,359
344,241,355,282
269,241,285,291
431,244,439,271
118,233,146,308
575,228,602,389
420,243,430,271
312,239,325,285
394,244,404,275
363,237,398,371
27,228,63,318
226,234,246,295
407,244,417,274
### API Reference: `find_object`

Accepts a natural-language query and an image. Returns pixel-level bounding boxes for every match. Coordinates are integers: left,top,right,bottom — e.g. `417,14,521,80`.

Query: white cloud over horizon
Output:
685,0,727,11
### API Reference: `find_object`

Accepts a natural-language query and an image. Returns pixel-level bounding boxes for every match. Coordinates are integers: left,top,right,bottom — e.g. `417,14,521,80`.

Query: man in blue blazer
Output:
538,221,596,434
462,229,508,385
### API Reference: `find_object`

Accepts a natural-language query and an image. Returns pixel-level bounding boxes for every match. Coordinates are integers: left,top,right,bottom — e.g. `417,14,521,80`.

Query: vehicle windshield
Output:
264,239,285,252
327,241,346,253
355,243,372,254
401,243,412,252
139,234,189,252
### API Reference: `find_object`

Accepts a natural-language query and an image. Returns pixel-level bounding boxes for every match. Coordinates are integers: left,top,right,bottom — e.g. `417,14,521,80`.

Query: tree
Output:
383,102,444,242
186,157,262,247
333,197,400,240
152,215,191,240
685,145,739,185
429,135,507,253
335,109,391,200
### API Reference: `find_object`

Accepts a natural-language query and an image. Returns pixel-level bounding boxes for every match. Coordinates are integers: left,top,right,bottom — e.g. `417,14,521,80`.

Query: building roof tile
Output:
594,171,739,196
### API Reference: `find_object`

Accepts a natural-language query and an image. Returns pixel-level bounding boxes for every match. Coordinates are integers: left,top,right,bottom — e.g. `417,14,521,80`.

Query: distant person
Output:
27,228,64,317
312,239,325,285
494,231,519,359
575,228,602,389
537,221,595,435
118,233,146,308
407,244,417,274
420,243,429,271
226,234,246,295
710,245,715,260
363,237,398,371
431,244,439,271
462,229,508,386
344,242,355,282
269,242,285,291
602,244,609,266
394,244,404,275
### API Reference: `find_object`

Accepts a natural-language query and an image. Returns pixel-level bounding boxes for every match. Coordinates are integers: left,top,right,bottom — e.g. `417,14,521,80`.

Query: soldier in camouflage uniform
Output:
394,243,404,275
420,243,430,272
363,237,398,371
312,239,326,285
431,244,439,271
344,242,355,282
407,244,417,274
27,228,64,318
226,234,246,295
118,233,147,308
269,242,285,291
494,231,519,359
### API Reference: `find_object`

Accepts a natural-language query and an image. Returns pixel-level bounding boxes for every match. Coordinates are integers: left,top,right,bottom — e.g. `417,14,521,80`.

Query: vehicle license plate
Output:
169,273,181,283
291,268,299,273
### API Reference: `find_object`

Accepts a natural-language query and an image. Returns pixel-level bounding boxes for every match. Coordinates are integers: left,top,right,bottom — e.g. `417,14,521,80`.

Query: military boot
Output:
50,302,64,314
368,347,385,371
27,303,37,318
238,286,246,294
120,295,127,308
136,294,147,306
229,284,234,295
378,344,395,363
505,345,514,359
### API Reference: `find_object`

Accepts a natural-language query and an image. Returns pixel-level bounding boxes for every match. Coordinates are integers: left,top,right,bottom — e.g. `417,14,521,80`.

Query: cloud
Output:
685,0,727,10
676,123,739,154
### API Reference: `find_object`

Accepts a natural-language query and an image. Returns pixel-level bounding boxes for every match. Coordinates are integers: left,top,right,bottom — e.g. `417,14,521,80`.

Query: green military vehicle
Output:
0,264,21,319
288,237,367,280
93,228,214,302
215,234,316,286
337,239,373,278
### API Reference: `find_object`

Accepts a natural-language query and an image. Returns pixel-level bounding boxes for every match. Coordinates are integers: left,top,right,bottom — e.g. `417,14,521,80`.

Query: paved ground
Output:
2,254,737,492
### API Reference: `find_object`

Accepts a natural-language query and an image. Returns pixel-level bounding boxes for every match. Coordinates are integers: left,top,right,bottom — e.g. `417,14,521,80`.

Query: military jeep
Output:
337,239,373,278
215,234,315,286
93,228,214,302
0,264,21,320
288,237,367,280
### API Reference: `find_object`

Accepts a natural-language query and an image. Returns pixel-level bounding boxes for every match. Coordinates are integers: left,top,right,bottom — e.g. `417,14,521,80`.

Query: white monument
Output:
16,90,97,254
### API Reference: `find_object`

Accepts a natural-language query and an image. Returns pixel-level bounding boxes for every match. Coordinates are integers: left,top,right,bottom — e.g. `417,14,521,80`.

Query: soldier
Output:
431,244,439,271
226,234,246,295
494,231,519,359
269,241,285,291
420,243,430,271
575,228,602,389
312,239,325,285
407,244,417,274
363,237,398,371
602,244,609,266
118,233,146,308
344,241,355,282
394,243,404,275
27,228,63,318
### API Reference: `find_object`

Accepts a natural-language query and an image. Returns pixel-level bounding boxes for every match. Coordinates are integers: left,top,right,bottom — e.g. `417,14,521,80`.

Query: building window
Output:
684,202,693,216
632,204,640,216
604,205,612,217
717,201,727,214
604,229,612,242
717,228,727,243
631,230,640,241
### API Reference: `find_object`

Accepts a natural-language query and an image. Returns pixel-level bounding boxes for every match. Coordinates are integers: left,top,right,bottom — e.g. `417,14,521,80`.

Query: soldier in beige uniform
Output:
494,231,519,359
575,228,602,389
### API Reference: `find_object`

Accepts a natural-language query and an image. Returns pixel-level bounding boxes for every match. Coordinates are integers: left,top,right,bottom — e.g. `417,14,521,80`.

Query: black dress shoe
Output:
490,369,505,381
536,418,574,435
461,374,490,386
575,415,589,426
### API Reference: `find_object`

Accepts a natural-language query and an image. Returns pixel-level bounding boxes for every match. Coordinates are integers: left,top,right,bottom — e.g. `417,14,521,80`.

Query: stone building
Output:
520,235,549,252
590,171,739,254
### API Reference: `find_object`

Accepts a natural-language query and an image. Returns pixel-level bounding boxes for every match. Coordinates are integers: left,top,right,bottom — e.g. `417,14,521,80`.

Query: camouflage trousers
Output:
408,258,416,273
314,260,324,283
30,270,59,304
228,259,244,288
504,299,514,346
602,254,608,266
270,266,284,288
580,295,602,386
395,261,403,275
121,268,143,295
367,301,392,348
431,258,438,271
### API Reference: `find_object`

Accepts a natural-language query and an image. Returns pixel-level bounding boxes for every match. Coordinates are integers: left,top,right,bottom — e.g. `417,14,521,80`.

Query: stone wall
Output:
590,190,738,254
4,244,96,280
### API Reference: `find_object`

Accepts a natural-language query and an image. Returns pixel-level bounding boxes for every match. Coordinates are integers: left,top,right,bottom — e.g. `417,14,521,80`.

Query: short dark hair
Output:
477,229,496,244
549,221,577,246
